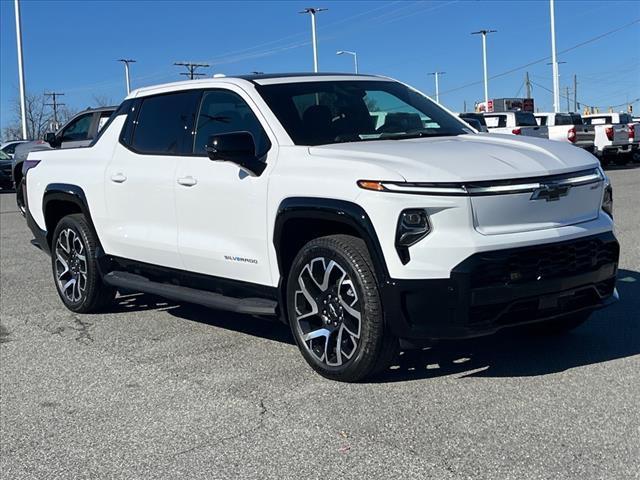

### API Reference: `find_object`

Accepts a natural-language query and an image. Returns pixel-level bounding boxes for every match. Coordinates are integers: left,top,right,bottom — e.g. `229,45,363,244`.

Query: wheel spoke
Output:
302,327,331,342
56,251,69,278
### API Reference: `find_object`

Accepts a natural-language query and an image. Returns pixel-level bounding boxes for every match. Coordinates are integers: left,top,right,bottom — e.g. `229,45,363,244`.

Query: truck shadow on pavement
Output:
109,269,639,383
375,268,640,383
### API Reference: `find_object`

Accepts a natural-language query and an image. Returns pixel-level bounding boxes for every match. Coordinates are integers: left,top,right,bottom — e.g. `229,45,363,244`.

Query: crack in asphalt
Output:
173,399,269,458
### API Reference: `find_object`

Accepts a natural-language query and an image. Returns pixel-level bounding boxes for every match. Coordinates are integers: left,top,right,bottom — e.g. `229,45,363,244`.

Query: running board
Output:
103,271,278,316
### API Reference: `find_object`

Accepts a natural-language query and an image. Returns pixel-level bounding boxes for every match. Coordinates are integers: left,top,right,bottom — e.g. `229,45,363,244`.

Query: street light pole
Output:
549,0,561,113
471,29,496,107
14,0,28,139
118,59,136,94
336,50,358,73
300,8,327,72
428,71,446,103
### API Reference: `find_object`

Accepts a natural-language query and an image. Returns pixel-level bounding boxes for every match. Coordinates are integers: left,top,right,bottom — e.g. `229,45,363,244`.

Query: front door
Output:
174,87,276,286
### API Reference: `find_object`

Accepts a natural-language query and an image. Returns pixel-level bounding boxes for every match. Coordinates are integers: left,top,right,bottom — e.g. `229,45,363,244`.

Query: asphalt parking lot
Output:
1,166,639,480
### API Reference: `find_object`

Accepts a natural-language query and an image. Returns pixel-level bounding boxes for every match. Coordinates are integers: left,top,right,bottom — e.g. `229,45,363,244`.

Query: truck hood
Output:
308,134,599,182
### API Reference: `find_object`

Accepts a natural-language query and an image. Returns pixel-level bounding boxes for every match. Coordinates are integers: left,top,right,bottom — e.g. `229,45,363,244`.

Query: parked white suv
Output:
23,74,619,381
534,112,595,153
483,111,549,138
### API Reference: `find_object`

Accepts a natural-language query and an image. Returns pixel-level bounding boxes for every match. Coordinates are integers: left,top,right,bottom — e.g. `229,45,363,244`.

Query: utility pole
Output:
549,0,561,113
118,59,136,94
471,29,497,107
428,71,446,103
174,62,210,80
463,100,467,113
565,86,570,112
14,0,28,140
525,72,532,99
300,7,327,72
573,74,578,112
44,92,65,131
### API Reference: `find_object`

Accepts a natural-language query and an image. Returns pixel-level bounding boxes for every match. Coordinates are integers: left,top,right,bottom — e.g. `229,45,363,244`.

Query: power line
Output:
439,18,640,96
44,91,65,130
174,62,210,80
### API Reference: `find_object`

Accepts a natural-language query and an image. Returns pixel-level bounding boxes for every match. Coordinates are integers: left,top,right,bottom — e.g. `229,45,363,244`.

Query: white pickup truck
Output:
534,113,595,153
483,111,548,138
583,113,633,164
22,73,619,381
584,113,640,163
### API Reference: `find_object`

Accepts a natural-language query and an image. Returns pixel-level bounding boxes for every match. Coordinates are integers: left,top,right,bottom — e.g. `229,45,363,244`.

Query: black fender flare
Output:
42,183,100,246
273,197,391,284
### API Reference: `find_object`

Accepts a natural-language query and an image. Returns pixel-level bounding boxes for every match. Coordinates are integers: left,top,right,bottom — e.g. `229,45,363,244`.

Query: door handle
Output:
111,172,127,183
177,176,198,187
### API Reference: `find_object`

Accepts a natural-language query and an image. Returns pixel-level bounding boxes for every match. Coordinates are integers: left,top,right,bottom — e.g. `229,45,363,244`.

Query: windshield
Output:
256,80,469,146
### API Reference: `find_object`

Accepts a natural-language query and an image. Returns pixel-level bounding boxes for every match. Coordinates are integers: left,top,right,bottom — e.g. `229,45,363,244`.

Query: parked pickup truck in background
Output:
583,112,639,163
482,111,548,138
12,106,116,214
534,112,595,153
583,113,632,165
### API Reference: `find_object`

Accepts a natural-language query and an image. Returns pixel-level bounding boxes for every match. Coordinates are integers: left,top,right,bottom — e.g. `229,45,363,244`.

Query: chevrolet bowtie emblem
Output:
530,183,571,202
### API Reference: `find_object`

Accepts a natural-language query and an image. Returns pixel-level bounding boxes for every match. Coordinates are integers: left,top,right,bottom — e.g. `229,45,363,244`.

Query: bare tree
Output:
92,94,115,107
1,92,77,142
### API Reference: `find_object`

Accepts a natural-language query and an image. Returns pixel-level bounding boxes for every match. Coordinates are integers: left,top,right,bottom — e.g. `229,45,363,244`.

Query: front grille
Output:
470,236,619,288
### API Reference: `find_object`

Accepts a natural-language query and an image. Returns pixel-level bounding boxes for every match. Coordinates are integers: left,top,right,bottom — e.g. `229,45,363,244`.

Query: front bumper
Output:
381,231,619,339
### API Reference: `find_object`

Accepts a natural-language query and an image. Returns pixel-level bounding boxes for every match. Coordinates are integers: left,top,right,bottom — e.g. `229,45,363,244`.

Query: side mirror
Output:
45,132,59,148
206,131,265,176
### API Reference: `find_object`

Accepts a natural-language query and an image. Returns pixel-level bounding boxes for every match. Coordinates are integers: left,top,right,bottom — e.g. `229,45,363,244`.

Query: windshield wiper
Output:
381,131,460,140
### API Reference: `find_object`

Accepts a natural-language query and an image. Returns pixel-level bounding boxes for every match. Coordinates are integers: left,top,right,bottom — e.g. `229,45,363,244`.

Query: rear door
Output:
102,90,200,269
174,86,276,286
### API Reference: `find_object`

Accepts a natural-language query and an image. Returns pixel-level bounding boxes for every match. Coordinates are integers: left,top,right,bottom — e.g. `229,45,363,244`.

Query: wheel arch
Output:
273,197,390,286
42,184,98,248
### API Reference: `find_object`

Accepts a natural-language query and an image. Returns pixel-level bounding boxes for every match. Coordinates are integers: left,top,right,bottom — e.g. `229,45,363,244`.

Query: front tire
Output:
286,235,397,382
51,214,115,313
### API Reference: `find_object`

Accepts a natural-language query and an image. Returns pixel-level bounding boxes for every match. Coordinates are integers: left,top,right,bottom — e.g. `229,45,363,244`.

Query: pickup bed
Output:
534,112,595,153
483,111,548,138
583,114,631,164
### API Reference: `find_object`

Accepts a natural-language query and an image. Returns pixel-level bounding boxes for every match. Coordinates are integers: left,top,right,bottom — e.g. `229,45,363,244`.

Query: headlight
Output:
396,209,431,264
602,181,613,218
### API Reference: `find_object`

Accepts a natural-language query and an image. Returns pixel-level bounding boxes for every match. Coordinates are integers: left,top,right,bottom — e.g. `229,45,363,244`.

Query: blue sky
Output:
1,0,639,130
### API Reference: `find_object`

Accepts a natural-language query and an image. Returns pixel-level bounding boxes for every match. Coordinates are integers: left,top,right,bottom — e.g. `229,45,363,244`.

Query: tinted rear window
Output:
131,91,200,155
515,112,538,127
570,114,583,125
460,113,486,126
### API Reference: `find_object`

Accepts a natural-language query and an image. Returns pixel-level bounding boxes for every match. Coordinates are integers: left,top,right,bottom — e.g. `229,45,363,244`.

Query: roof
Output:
127,72,388,99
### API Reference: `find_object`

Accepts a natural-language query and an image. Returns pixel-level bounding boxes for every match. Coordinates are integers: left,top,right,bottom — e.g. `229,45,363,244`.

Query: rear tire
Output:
16,178,26,216
524,311,591,335
286,234,398,382
51,214,116,313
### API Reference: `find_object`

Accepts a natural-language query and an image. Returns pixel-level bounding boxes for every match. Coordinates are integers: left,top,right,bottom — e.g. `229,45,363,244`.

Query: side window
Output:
3,143,17,155
131,91,200,155
537,116,547,126
97,111,113,132
60,114,93,142
193,90,270,157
